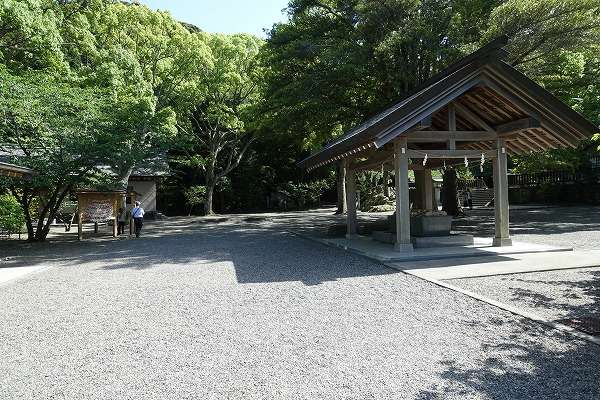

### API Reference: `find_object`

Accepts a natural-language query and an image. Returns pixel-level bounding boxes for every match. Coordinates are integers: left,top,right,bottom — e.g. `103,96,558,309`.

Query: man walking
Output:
466,189,473,210
131,201,145,238
117,206,129,235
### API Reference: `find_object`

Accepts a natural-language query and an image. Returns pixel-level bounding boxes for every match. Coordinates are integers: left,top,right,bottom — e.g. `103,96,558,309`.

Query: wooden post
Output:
493,138,512,246
448,103,457,150
394,137,413,252
424,169,434,211
337,159,347,214
78,211,83,241
414,170,424,209
112,198,118,238
345,165,358,238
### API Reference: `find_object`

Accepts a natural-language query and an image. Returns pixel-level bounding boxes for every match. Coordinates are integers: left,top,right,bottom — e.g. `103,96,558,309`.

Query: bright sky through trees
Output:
139,0,289,37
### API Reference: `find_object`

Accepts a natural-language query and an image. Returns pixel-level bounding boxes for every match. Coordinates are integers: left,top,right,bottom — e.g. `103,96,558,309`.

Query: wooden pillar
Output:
383,169,391,198
394,138,413,252
345,165,358,238
112,198,118,238
448,103,457,150
78,211,83,241
414,170,425,209
337,159,347,214
493,138,512,246
423,169,434,211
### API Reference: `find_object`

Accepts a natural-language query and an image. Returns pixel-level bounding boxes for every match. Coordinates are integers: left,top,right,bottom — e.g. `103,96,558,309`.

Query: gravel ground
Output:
446,206,600,324
262,205,600,251
448,267,600,321
451,205,600,250
2,217,600,399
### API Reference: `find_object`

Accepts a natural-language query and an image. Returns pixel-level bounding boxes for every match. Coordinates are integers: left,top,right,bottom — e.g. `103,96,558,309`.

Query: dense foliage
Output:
0,194,24,235
0,0,599,240
260,0,599,214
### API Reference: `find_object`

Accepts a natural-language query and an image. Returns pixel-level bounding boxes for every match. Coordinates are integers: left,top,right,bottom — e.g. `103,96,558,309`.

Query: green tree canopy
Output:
0,68,130,241
0,0,64,71
180,33,264,214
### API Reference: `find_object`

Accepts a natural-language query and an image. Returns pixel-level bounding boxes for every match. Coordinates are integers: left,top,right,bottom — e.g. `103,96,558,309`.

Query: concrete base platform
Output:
412,234,474,248
372,231,474,249
303,233,600,280
392,250,600,279
493,237,513,247
316,234,572,263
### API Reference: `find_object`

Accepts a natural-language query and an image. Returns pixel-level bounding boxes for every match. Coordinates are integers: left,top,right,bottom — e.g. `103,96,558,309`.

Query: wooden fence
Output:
507,171,583,187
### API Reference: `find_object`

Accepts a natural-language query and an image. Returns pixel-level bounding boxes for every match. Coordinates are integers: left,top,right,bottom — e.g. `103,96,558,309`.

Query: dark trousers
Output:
117,221,126,235
134,218,144,237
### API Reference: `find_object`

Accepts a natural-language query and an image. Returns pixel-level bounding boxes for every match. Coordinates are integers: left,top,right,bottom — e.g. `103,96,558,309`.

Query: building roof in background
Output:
0,161,36,179
130,156,171,177
0,147,170,179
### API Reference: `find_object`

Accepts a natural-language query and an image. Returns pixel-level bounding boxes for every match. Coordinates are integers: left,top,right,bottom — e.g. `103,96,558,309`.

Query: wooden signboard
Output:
82,200,114,223
76,191,123,240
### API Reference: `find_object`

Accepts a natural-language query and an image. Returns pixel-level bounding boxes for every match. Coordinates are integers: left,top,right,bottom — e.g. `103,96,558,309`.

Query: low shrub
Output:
0,194,25,235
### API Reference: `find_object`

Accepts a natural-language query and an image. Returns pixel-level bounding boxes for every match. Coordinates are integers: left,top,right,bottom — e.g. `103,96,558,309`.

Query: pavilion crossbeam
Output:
406,149,497,159
406,130,497,142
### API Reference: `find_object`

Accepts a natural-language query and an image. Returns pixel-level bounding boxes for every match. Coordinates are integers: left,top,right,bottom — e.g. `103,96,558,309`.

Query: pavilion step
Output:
372,231,475,248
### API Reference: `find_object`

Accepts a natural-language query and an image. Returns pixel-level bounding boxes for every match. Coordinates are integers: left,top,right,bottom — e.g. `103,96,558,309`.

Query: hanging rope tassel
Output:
480,153,485,173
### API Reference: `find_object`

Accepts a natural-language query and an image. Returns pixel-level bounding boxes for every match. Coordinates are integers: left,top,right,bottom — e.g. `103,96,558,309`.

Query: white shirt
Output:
132,206,145,219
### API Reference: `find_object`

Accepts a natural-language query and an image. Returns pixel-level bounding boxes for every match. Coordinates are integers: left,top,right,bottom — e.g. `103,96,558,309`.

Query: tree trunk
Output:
441,168,460,216
335,159,347,214
117,164,135,190
33,188,71,242
205,154,217,215
383,170,390,198
205,183,215,215
17,190,35,241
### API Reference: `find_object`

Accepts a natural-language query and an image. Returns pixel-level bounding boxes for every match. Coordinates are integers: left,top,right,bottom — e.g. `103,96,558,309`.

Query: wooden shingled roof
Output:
0,161,36,179
299,36,599,171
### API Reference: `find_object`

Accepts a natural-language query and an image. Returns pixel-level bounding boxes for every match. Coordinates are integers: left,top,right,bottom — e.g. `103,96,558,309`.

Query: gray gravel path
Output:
451,206,600,250
2,218,600,399
448,267,600,321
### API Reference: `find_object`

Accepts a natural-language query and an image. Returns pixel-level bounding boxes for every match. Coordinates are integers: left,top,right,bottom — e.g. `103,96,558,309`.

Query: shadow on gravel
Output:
505,270,600,319
416,321,600,399
113,227,397,285
2,222,397,286
453,206,600,238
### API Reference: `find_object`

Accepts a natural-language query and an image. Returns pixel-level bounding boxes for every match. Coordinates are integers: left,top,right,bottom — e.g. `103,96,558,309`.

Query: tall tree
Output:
0,0,65,71
484,0,600,171
0,70,130,241
59,1,213,185
263,0,502,211
181,34,263,215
